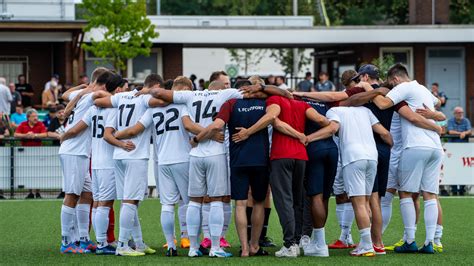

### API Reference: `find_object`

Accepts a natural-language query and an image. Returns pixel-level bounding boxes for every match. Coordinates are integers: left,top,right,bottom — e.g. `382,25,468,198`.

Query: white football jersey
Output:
139,104,191,165
110,90,152,160
82,106,115,169
58,90,93,156
173,89,243,157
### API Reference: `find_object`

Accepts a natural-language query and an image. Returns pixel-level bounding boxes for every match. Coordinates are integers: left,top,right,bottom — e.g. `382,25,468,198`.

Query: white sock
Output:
95,206,110,247
222,201,232,237
400,198,416,244
335,203,344,230
402,229,407,241
434,224,443,245
313,227,326,246
76,204,91,242
186,201,202,249
161,204,176,249
91,207,97,236
61,205,76,245
341,202,354,243
381,192,394,234
178,200,188,238
359,227,372,249
201,203,210,239
424,199,438,246
132,206,145,249
118,203,136,246
209,201,224,249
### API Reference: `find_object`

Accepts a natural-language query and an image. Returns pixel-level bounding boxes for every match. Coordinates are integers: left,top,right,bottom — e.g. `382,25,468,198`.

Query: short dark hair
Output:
234,80,251,90
96,71,114,86
387,63,409,79
276,76,285,82
305,72,312,78
209,71,228,82
56,104,65,111
432,82,439,87
319,71,328,77
118,78,128,88
18,74,25,79
91,67,109,83
79,74,88,79
105,74,124,93
144,73,164,88
164,79,174,90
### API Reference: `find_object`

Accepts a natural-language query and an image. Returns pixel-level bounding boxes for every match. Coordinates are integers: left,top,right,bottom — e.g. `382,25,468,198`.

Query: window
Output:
0,56,28,84
379,47,413,78
127,48,162,83
85,51,114,78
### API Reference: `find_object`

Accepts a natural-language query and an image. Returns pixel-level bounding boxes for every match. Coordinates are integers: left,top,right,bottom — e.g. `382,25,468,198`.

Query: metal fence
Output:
0,135,472,199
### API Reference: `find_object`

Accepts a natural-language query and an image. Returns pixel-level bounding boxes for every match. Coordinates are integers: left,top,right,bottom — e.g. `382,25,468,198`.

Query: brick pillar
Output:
162,44,183,80
413,44,425,84
466,44,474,121
409,0,450,24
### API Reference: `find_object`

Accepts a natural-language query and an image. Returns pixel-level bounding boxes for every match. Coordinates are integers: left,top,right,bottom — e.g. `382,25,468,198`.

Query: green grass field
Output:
0,197,472,265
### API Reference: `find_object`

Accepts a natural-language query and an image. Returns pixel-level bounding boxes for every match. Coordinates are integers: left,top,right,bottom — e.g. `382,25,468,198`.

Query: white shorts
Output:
154,160,159,190
332,159,345,195
188,154,229,197
159,162,189,205
342,160,377,197
387,148,402,190
92,169,116,201
398,148,443,194
60,154,92,196
115,159,148,201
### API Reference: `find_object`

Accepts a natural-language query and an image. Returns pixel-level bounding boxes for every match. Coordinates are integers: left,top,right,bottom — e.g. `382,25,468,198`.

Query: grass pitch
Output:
0,197,472,265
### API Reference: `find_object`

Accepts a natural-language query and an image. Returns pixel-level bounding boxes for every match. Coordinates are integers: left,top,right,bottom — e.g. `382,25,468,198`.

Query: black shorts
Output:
372,146,391,196
231,166,269,202
305,147,338,198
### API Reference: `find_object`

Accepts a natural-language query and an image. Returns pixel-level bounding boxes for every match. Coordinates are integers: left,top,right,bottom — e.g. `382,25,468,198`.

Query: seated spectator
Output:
79,74,89,85
431,82,447,110
10,105,27,128
275,76,289,90
447,106,472,196
42,81,60,108
47,104,66,141
43,107,58,128
265,75,276,86
297,71,315,92
316,71,336,91
9,82,22,114
0,114,10,139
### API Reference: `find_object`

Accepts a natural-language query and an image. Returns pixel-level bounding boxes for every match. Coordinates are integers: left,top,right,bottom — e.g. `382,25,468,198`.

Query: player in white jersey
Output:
113,76,197,257
58,69,112,254
325,106,392,257
367,64,444,254
148,79,287,258
94,74,166,257
59,74,132,255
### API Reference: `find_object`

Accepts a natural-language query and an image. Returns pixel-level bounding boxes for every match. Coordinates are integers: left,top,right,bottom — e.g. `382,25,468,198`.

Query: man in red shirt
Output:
233,94,330,257
14,109,47,146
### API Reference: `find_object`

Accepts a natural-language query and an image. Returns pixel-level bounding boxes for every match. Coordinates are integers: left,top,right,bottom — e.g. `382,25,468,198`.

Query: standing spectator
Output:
14,109,47,199
44,74,59,92
15,74,34,108
316,72,336,92
297,72,315,92
9,82,22,114
266,75,276,86
42,107,58,128
0,114,10,140
79,74,89,85
198,78,205,90
190,74,198,90
0,77,12,114
447,106,472,196
42,80,60,108
10,105,27,128
275,76,289,90
431,83,447,111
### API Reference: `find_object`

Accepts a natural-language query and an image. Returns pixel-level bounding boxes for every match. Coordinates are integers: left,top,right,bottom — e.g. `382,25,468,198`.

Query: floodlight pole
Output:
292,0,299,81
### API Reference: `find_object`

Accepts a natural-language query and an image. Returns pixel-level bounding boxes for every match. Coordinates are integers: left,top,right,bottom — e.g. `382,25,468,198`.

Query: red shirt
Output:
266,96,310,161
344,86,408,110
15,121,47,146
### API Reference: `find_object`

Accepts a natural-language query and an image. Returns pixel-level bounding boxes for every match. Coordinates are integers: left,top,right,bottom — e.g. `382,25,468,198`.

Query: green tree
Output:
270,48,311,76
450,0,474,24
81,0,158,73
228,49,267,76
371,54,395,82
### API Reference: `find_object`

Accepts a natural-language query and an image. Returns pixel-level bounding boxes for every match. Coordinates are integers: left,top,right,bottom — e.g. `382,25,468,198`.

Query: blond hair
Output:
249,75,265,85
90,67,109,83
172,76,193,91
208,80,226,91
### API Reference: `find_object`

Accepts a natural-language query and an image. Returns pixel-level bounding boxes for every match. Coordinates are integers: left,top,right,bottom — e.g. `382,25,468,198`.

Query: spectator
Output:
447,106,472,196
190,74,198,90
275,76,289,90
316,71,336,92
44,74,59,92
266,75,276,86
0,77,12,114
47,104,66,142
297,71,315,92
79,74,89,85
0,113,10,139
164,79,174,90
43,107,58,128
431,83,447,110
9,82,22,114
14,109,47,199
15,74,34,108
10,105,27,128
198,78,205,90
42,80,60,108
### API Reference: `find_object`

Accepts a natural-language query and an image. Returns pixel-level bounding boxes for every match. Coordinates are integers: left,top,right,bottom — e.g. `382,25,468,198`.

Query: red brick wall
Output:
413,44,426,84
409,0,450,24
162,44,183,80
466,44,474,121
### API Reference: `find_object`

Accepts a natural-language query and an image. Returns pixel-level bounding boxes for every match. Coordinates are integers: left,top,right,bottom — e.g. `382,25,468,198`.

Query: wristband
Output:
193,136,199,143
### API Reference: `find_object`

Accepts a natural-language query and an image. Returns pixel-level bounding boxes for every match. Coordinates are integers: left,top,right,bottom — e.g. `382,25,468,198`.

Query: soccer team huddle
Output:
58,63,445,258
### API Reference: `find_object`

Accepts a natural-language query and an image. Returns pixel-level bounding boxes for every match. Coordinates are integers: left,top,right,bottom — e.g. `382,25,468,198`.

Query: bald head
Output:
208,81,226,91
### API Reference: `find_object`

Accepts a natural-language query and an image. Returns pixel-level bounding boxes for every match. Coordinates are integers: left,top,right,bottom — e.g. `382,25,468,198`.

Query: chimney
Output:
409,0,450,24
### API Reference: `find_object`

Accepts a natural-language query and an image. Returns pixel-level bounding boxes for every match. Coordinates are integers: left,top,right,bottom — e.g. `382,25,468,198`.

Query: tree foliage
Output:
81,0,158,73
228,49,268,76
450,0,474,24
371,54,395,82
270,48,312,76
